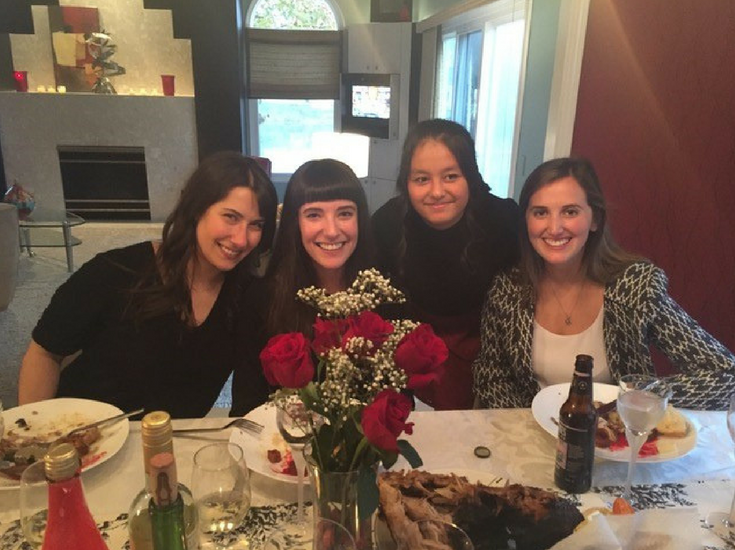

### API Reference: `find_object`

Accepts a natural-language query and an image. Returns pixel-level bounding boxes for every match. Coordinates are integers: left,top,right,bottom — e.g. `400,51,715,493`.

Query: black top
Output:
33,242,267,418
371,193,520,317
230,277,272,417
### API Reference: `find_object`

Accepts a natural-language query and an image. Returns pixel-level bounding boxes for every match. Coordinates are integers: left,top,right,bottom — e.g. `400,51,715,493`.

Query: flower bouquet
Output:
259,269,447,543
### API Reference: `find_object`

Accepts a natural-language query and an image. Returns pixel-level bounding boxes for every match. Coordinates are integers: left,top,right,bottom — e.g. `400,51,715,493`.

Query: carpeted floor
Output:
0,222,233,411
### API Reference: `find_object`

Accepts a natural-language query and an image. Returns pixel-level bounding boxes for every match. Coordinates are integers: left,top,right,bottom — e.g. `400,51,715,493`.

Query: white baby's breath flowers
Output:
297,268,405,318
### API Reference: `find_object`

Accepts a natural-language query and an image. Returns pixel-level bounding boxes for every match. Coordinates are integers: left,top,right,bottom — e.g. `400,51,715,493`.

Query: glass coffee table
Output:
18,209,85,272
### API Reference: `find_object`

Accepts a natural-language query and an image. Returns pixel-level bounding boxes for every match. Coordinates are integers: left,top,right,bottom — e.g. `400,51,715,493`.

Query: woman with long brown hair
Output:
18,152,278,417
474,157,735,410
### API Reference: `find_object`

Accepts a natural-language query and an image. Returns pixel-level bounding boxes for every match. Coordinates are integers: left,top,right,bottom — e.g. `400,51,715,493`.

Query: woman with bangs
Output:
231,158,374,416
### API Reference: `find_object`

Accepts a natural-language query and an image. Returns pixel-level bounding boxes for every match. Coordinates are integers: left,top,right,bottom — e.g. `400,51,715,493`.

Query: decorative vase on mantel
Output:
305,447,375,550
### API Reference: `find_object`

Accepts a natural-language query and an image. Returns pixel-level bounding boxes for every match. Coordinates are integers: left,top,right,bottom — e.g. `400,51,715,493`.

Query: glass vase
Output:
305,447,374,550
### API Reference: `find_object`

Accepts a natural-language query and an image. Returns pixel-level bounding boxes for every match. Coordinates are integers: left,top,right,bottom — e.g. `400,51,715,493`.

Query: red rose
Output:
395,324,447,390
361,390,414,452
312,318,348,356
260,333,314,388
343,311,394,354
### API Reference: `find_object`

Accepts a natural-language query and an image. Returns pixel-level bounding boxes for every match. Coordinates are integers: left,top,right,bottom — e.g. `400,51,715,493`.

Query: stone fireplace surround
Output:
0,92,197,221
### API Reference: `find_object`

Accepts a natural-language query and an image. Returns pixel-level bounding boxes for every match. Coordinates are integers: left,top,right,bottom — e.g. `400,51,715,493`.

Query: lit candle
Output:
37,85,46,93
57,86,66,93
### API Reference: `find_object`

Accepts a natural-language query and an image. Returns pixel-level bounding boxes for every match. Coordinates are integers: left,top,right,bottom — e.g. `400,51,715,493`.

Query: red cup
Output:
161,74,175,96
13,71,28,92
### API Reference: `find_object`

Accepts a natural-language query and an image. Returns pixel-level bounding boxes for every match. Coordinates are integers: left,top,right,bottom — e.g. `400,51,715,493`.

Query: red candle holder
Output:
161,74,175,96
13,71,28,92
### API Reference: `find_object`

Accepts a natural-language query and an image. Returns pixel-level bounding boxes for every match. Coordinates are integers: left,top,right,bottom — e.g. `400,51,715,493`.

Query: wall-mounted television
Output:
340,73,400,140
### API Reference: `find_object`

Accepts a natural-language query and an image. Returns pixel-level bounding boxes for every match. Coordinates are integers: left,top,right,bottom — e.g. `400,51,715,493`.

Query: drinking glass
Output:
264,517,357,550
192,442,251,550
704,393,735,540
617,374,672,504
20,460,49,548
276,397,313,525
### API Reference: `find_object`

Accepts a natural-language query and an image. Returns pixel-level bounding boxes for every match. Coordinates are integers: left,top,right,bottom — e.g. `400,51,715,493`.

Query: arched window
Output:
245,0,341,186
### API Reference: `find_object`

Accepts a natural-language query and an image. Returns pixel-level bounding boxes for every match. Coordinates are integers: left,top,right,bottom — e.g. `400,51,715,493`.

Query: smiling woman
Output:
16,152,278,418
230,158,374,416
372,119,520,410
473,157,735,412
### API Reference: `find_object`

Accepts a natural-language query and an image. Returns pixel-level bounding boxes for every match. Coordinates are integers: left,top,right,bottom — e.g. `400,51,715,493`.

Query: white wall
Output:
9,0,194,96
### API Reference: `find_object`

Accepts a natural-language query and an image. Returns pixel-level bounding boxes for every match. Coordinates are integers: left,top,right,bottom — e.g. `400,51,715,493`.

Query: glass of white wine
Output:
617,374,672,505
192,442,251,550
20,460,49,548
704,393,735,540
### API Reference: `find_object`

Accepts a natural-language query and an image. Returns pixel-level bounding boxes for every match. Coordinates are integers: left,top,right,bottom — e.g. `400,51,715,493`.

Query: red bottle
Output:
41,443,109,550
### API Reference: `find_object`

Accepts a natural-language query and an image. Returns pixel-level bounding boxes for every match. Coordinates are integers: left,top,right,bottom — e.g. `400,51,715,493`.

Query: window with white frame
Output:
245,0,340,180
434,0,527,198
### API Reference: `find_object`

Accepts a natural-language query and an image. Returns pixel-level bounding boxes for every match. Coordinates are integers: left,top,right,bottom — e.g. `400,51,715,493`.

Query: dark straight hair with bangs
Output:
264,158,374,335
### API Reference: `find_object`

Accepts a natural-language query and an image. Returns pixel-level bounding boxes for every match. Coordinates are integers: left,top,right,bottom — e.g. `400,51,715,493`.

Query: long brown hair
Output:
518,157,641,290
131,151,278,325
264,159,373,336
392,118,495,275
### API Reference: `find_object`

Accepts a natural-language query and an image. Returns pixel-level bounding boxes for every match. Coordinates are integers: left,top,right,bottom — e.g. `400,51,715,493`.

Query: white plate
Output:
230,403,305,485
0,398,130,489
531,382,698,463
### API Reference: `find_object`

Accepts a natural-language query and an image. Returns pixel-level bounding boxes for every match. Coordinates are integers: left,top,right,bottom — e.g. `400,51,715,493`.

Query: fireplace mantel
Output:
0,92,198,221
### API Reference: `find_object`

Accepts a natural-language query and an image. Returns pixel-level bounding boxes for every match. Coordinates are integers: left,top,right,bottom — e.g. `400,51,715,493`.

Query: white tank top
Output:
532,306,611,387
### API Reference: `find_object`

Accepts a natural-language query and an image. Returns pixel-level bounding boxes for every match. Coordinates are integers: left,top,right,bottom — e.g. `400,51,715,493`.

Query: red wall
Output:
571,0,735,360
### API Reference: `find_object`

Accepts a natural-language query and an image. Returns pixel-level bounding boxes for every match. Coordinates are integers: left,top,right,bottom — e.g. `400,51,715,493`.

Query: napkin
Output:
550,507,700,550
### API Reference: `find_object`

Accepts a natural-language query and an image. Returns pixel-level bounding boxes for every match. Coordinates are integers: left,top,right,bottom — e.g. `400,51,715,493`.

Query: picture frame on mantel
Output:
370,0,412,22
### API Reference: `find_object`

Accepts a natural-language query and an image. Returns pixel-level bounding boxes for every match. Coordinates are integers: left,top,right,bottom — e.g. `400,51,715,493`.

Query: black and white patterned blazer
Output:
473,262,735,411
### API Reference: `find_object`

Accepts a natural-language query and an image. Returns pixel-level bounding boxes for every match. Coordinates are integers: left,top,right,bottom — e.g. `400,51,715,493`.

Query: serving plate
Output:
531,382,697,463
230,403,306,485
0,398,130,489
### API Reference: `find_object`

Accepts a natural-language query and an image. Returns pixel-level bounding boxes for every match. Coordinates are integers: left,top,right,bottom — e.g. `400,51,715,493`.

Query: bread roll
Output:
655,405,688,438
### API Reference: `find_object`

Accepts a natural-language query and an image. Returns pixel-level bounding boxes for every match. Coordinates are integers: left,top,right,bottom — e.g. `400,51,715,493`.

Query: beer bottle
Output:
554,354,597,493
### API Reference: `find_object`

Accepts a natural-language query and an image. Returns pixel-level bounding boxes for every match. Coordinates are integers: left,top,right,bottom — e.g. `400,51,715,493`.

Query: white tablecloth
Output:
1,408,733,549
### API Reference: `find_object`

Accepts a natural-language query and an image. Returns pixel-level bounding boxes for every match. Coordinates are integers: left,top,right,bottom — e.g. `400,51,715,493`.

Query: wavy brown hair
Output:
518,156,641,290
130,151,278,326
264,159,373,336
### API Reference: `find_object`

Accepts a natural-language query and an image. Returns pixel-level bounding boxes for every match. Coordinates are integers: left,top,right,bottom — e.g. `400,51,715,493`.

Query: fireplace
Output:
58,146,151,221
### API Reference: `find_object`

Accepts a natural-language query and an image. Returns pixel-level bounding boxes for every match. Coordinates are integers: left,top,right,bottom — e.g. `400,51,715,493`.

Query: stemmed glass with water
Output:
276,396,314,526
704,393,735,540
617,374,672,504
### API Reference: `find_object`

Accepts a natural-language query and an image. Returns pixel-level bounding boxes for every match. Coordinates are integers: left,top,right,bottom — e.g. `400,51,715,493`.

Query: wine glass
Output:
191,442,251,550
617,374,672,504
264,517,357,550
20,460,49,548
276,397,313,525
704,393,735,540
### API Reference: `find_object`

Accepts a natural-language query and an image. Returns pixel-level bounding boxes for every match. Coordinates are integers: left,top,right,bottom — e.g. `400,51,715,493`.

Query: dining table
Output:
1,407,733,549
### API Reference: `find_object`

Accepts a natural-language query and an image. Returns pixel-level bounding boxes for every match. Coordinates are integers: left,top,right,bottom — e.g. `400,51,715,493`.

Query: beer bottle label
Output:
554,420,594,491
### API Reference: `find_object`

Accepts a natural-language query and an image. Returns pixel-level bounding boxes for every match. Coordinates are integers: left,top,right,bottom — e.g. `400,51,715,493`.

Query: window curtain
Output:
245,28,342,100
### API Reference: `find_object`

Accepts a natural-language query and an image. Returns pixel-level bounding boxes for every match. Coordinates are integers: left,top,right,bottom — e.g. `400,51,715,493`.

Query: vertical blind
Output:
245,28,342,100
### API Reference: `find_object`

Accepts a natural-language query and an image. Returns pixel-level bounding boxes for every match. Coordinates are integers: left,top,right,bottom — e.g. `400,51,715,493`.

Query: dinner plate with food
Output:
0,398,130,489
531,382,697,463
229,403,307,484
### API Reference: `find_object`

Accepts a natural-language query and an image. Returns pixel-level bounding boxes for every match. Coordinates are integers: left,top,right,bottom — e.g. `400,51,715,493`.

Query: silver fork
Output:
172,418,264,437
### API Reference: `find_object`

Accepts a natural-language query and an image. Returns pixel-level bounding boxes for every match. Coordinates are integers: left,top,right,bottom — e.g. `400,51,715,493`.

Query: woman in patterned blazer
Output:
473,157,735,410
